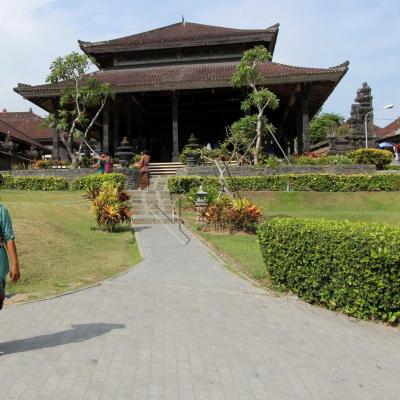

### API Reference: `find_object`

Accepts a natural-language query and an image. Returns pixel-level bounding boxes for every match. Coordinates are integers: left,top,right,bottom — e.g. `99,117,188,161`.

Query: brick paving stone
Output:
0,223,399,400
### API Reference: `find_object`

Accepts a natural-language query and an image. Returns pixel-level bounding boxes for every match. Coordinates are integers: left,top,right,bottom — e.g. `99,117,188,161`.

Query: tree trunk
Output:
254,110,263,164
59,132,78,168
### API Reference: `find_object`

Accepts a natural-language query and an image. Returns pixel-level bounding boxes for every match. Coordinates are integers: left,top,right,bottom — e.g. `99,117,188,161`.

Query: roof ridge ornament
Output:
182,15,185,25
267,23,280,30
330,60,350,69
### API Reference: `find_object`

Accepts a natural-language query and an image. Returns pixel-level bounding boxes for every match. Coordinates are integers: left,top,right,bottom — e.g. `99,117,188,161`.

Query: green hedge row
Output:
71,173,125,190
0,173,126,191
2,176,69,191
168,174,400,193
257,217,400,323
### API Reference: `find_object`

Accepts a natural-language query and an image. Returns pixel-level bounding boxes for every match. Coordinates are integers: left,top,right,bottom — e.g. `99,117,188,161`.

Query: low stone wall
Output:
0,168,140,189
177,164,377,176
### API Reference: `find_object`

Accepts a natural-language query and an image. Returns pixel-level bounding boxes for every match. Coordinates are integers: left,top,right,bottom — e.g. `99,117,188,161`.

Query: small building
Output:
14,20,348,161
375,118,400,143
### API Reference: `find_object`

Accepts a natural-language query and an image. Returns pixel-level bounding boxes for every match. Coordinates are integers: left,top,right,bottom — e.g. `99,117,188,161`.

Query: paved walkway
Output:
0,224,399,400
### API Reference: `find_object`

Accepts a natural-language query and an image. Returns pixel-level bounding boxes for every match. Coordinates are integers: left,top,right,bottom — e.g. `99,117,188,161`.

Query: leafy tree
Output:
225,115,271,165
230,46,282,164
44,52,113,167
309,112,346,144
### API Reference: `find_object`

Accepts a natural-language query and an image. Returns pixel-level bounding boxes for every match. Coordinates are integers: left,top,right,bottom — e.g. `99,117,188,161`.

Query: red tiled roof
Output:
0,119,47,149
0,111,54,140
377,118,400,138
15,60,349,95
79,21,279,52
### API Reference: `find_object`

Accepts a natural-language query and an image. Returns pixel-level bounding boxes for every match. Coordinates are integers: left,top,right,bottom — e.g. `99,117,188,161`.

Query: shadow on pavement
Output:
133,226,151,232
0,323,125,355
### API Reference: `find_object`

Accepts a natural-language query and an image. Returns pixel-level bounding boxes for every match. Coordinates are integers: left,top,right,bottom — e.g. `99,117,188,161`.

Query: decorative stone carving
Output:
25,145,39,160
185,134,201,166
324,82,375,154
1,134,14,153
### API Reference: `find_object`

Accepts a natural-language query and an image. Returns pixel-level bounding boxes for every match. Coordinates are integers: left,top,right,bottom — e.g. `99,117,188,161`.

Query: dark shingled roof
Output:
0,111,54,140
15,60,349,96
79,21,279,53
0,117,47,149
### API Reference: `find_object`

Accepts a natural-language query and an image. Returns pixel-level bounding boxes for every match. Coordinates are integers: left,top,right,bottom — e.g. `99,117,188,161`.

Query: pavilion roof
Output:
15,60,349,97
79,21,279,54
0,110,54,140
0,118,48,149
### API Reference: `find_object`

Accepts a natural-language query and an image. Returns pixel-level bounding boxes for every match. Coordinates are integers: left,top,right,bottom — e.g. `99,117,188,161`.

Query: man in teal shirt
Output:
0,204,20,309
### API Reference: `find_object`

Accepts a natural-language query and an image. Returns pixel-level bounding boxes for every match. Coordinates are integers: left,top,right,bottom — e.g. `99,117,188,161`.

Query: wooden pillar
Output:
127,107,132,142
171,92,179,161
300,85,310,153
52,129,60,160
103,103,110,154
113,110,120,152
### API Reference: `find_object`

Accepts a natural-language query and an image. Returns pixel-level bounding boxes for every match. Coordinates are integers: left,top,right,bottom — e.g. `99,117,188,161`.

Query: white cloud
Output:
0,0,77,114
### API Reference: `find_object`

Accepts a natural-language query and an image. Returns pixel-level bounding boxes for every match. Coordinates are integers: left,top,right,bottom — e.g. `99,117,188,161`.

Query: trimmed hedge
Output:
257,217,400,323
2,175,69,191
71,173,125,190
168,174,400,193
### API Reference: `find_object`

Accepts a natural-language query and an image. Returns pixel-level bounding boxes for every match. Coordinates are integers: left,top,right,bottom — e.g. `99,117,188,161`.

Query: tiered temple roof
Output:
79,21,279,55
13,20,349,158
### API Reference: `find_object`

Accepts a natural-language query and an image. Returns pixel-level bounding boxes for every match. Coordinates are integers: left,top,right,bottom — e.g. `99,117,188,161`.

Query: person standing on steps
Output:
0,175,20,310
139,150,151,190
96,153,106,174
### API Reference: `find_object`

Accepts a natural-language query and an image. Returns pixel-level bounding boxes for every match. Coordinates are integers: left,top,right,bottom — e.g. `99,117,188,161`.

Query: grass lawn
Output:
246,191,400,225
1,190,140,302
182,191,400,285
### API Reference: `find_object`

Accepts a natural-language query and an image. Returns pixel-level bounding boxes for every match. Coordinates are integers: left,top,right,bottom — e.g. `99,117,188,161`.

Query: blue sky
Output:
1,0,399,126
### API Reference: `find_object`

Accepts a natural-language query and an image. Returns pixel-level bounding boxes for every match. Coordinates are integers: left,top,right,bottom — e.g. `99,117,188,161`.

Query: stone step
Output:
131,207,173,215
149,162,184,176
130,189,170,194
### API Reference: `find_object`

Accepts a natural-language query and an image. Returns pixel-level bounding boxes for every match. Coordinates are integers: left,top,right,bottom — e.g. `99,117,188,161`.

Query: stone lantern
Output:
195,185,208,222
115,137,134,168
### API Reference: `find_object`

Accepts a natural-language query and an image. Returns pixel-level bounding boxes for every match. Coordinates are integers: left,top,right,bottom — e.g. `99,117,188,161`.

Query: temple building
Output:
14,20,349,161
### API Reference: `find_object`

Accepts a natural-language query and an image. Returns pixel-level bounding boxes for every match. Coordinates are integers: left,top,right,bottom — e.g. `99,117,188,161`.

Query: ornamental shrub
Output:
348,149,392,170
90,181,132,231
257,217,400,323
1,176,68,190
31,159,65,169
205,195,262,233
71,173,125,191
168,174,400,193
290,154,352,166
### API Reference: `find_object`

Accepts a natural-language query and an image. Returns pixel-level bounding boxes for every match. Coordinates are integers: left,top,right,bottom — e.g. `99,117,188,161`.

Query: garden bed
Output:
2,190,140,302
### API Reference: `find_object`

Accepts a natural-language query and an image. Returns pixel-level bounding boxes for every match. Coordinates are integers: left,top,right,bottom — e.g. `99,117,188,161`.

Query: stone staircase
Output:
149,162,184,176
129,175,175,224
